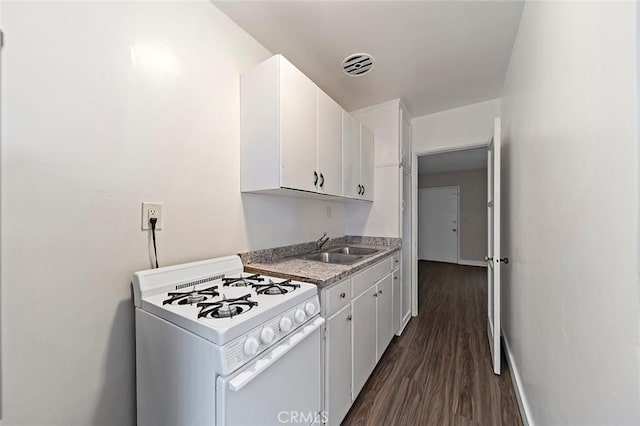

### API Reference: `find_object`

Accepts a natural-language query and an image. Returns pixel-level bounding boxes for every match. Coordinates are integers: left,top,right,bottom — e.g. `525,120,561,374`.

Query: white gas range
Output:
133,255,325,426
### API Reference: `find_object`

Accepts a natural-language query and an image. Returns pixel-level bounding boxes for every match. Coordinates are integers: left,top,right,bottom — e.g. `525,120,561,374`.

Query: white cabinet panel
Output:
401,117,412,169
318,91,343,196
342,111,361,199
360,125,375,201
351,284,377,399
279,57,318,192
402,167,412,326
376,274,393,361
392,268,401,334
325,305,352,426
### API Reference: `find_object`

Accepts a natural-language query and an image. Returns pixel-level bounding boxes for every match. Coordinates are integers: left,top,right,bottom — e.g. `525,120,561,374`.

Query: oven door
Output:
216,317,325,426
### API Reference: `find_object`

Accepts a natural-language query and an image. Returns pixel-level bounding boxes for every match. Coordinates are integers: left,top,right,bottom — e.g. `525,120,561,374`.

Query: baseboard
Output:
502,331,534,426
458,259,487,267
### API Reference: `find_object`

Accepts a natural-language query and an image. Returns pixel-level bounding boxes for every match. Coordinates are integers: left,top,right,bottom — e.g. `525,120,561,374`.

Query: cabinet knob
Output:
313,171,318,186
339,292,346,298
394,276,398,280
373,293,378,297
346,314,352,321
378,290,383,294
319,173,324,188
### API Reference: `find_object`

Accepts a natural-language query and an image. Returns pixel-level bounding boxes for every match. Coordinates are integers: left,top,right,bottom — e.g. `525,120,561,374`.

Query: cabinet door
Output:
342,111,361,198
279,57,318,192
325,305,352,426
392,268,401,335
318,91,343,196
352,284,377,399
360,125,375,201
376,274,394,360
402,167,412,325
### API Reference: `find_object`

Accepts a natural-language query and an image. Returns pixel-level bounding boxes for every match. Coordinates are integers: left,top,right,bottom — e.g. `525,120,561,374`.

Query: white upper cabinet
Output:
241,54,374,201
360,126,375,201
280,58,318,192
241,54,357,199
317,91,343,196
342,112,361,199
342,112,375,201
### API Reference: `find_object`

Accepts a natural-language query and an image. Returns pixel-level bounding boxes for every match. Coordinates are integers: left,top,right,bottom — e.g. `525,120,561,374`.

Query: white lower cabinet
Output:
352,283,378,399
376,274,394,362
324,305,352,426
321,256,399,425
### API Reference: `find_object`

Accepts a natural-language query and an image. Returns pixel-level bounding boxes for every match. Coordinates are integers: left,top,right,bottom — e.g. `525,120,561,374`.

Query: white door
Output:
351,285,377,399
360,125,374,200
325,305,352,426
317,90,343,196
401,167,412,328
342,111,361,198
487,117,502,375
418,187,459,263
375,275,393,361
279,57,318,193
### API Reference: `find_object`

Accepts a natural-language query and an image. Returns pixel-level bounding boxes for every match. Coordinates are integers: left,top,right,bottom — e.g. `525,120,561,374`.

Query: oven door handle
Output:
228,316,325,392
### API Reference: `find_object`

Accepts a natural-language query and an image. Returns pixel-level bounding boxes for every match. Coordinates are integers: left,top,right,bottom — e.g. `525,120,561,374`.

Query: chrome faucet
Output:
316,232,330,252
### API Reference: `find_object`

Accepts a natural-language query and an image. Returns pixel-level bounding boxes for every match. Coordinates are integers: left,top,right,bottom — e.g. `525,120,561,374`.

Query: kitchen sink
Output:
301,252,363,265
327,246,381,256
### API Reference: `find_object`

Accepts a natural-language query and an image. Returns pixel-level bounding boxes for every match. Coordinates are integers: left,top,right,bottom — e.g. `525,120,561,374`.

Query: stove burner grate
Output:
222,274,264,287
163,286,220,305
197,294,258,319
252,279,300,295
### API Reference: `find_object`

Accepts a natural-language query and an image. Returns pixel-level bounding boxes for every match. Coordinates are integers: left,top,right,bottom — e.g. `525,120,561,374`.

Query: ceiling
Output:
418,147,487,174
215,1,524,117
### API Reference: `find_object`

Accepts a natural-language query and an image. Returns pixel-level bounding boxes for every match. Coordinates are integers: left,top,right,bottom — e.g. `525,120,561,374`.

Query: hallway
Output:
342,261,522,425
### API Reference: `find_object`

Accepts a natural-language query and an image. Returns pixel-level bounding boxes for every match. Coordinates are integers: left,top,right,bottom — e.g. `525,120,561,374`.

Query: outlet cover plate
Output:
142,202,163,230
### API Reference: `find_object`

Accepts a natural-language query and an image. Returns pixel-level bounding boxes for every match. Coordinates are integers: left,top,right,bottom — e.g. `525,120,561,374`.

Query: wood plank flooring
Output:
342,261,522,426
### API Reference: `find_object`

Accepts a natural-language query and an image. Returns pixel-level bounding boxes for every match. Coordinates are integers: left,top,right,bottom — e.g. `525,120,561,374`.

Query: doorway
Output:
416,147,488,267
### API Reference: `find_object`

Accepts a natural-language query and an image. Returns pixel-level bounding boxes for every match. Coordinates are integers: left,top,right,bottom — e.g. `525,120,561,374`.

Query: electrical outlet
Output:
142,202,163,230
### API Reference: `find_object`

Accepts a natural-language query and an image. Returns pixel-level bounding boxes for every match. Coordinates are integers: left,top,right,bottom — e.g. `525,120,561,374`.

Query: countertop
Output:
240,236,401,289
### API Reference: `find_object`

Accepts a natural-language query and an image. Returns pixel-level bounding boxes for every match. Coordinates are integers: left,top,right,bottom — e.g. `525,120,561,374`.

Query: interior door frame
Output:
417,186,460,263
411,142,489,317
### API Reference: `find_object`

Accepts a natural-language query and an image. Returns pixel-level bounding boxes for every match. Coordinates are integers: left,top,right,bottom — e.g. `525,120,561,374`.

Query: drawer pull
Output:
339,292,346,299
346,314,352,321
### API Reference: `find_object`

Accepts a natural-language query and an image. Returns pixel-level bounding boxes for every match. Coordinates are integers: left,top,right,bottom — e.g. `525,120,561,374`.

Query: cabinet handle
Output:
313,171,318,186
357,184,362,195
395,259,399,264
362,185,365,196
339,292,346,299
346,314,352,321
319,173,325,188
373,293,378,297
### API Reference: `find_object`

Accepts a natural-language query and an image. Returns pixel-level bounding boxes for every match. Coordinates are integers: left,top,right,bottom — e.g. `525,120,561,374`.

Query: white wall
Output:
501,2,640,425
412,98,501,153
1,2,344,424
418,168,487,263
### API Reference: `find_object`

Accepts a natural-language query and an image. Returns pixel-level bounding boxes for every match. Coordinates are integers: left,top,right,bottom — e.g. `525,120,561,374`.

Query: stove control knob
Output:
279,317,293,332
243,337,259,356
260,327,275,344
294,309,306,323
304,302,316,316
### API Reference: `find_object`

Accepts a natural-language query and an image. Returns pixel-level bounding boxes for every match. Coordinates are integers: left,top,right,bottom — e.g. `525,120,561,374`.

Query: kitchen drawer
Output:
323,279,350,317
352,257,392,298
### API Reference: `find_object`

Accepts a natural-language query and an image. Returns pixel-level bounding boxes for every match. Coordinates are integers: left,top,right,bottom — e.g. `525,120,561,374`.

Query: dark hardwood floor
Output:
342,261,522,426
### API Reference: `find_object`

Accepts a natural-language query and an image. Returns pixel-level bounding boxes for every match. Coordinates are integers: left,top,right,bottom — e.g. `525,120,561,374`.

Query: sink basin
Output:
301,252,363,265
327,246,381,256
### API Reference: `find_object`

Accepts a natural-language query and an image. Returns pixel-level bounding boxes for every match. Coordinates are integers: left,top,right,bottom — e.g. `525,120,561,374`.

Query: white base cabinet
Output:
324,305,352,426
321,254,401,425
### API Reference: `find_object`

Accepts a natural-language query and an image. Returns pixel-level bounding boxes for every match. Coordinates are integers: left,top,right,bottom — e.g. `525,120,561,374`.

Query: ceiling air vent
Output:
341,53,375,77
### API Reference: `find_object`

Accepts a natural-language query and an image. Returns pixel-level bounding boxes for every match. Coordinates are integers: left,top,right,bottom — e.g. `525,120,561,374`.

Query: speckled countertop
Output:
239,236,402,289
